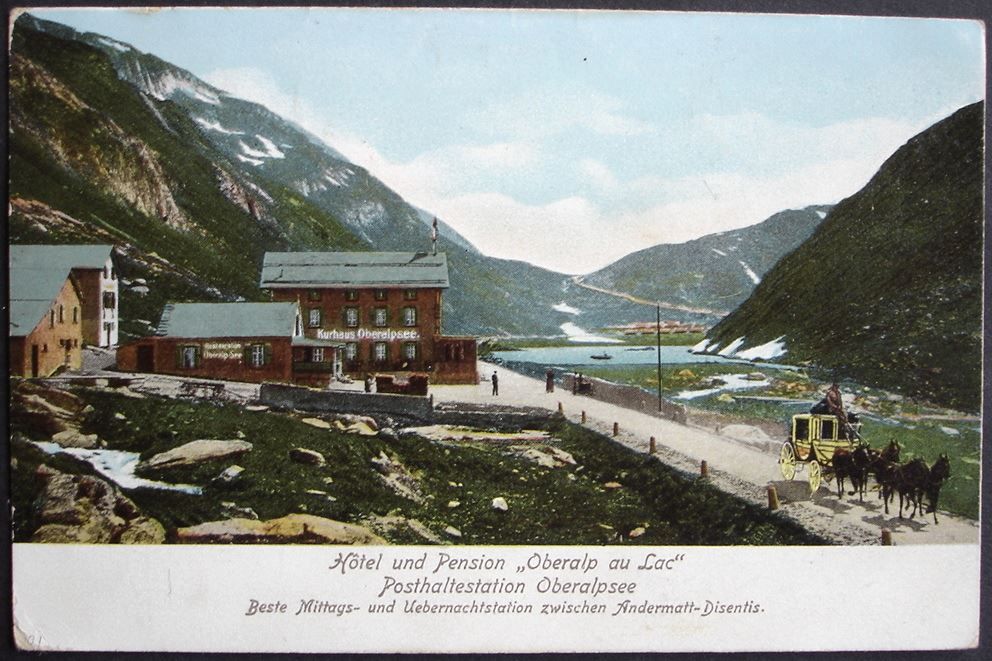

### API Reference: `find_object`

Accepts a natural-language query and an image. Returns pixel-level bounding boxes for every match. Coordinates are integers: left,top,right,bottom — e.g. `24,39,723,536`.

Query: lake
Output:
491,344,784,368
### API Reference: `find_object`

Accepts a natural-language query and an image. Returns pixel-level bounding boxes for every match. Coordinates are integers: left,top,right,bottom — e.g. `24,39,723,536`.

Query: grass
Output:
10,387,827,545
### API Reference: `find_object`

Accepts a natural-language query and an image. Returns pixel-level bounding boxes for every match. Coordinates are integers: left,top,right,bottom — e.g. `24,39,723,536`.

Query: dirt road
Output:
432,361,979,546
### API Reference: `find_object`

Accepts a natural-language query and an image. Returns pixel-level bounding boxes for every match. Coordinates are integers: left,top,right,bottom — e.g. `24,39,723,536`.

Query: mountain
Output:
8,14,649,338
699,102,984,411
578,205,832,314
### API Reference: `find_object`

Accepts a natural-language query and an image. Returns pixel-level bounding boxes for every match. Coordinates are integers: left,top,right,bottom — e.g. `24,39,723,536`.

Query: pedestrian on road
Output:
546,368,555,393
492,371,499,396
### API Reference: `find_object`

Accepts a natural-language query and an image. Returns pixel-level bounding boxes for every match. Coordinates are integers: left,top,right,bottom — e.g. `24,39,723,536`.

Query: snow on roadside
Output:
674,373,771,400
560,322,622,344
552,302,581,315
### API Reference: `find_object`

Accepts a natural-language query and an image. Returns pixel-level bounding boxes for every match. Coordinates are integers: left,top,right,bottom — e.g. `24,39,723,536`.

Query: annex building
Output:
9,244,119,378
260,251,477,384
116,301,345,386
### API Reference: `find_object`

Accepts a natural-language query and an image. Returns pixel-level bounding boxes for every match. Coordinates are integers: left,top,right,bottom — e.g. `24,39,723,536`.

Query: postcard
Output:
7,4,984,653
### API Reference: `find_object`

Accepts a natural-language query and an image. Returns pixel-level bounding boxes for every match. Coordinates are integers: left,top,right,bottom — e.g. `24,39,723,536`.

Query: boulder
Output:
444,526,463,538
212,465,246,486
379,427,398,441
337,414,378,431
491,497,509,511
289,447,326,466
364,515,442,544
603,482,623,490
447,500,461,508
301,417,331,429
175,514,386,544
50,429,100,449
517,446,577,469
220,501,259,520
245,405,269,412
31,465,165,544
139,439,252,471
745,372,767,381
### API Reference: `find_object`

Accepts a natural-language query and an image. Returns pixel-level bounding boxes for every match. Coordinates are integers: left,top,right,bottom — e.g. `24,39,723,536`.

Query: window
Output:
373,342,388,363
307,290,322,302
345,307,359,327
403,342,418,361
103,266,109,279
73,307,79,324
374,289,387,301
110,267,117,280
49,310,55,329
308,307,322,328
58,305,64,324
103,291,116,310
404,289,418,301
345,290,358,301
793,418,809,442
821,419,836,441
311,347,325,363
374,307,388,327
248,344,268,368
345,343,358,361
402,306,417,327
180,345,200,369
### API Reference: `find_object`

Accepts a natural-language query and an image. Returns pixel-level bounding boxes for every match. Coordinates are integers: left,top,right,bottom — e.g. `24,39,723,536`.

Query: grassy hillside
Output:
705,103,984,412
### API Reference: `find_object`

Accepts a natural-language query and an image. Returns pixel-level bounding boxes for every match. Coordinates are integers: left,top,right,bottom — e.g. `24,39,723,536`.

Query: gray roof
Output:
8,266,77,337
260,251,449,289
10,244,114,270
156,302,300,339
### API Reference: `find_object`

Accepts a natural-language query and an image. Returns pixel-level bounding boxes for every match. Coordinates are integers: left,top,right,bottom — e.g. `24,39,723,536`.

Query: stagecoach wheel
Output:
808,460,822,495
779,442,796,480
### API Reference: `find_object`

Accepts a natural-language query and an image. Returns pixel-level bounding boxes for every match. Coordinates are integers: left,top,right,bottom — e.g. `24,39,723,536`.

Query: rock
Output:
114,412,127,420
716,393,736,403
344,421,378,436
51,429,100,449
745,372,767,381
289,447,326,466
245,405,269,412
676,369,696,379
517,446,577,468
629,526,646,538
603,482,623,490
176,514,386,544
235,430,246,439
322,476,334,484
301,417,331,429
139,439,252,471
337,414,378,431
444,526,463,538
447,500,461,508
212,465,245,486
371,452,425,503
31,465,165,544
379,427,398,441
305,489,328,496
940,426,960,436
491,497,509,511
364,515,442,544
220,501,258,520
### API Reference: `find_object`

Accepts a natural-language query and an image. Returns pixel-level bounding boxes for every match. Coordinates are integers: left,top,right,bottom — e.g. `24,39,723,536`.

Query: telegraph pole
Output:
656,302,663,412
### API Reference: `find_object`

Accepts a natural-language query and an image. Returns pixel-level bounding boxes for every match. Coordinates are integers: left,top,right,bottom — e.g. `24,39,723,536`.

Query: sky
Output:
35,7,986,273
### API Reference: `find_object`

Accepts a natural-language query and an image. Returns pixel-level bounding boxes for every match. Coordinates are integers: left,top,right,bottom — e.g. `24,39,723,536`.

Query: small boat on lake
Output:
590,353,612,360
624,347,653,351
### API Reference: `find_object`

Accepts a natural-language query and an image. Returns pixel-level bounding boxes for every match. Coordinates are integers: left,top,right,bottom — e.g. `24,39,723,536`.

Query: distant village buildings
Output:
9,244,119,378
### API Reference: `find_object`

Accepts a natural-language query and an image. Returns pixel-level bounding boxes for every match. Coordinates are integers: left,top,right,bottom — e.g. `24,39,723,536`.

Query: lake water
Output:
492,344,779,368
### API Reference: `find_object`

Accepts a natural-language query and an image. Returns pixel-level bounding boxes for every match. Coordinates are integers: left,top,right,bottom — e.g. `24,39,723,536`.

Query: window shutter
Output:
176,345,184,368
264,344,272,365
243,344,251,366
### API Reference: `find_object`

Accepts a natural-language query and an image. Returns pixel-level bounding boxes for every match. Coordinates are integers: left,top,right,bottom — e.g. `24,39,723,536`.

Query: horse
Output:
893,457,930,519
832,444,871,501
874,459,901,514
922,454,951,525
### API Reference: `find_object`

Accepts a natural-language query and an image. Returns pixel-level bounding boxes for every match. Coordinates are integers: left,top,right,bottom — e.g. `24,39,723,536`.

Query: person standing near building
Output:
546,368,555,393
492,371,499,396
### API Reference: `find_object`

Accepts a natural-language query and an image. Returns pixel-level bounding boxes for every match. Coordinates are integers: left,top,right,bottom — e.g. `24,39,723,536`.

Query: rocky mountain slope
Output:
700,102,984,411
580,205,832,314
9,14,651,338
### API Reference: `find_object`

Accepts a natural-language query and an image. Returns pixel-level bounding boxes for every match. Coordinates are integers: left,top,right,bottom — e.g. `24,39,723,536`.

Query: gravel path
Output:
432,361,979,546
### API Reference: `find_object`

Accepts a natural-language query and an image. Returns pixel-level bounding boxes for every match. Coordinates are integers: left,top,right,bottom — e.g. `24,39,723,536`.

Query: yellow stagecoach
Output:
779,413,860,493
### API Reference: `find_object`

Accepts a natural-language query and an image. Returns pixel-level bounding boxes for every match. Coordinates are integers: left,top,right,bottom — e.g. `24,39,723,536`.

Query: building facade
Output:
116,302,344,387
10,245,119,347
261,251,477,384
9,266,84,377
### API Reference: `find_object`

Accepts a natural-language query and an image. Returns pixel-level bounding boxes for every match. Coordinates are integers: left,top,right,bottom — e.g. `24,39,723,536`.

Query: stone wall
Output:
562,374,687,424
259,382,434,419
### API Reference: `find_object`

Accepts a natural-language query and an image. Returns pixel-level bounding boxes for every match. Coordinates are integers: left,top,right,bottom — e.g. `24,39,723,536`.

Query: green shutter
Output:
243,344,251,366
176,345,183,369
264,344,272,365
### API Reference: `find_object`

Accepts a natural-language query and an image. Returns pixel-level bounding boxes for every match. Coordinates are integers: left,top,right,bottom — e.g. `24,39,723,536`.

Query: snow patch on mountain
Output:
691,338,713,353
136,66,221,105
255,135,285,158
324,166,355,187
552,302,581,315
816,210,827,219
295,179,327,197
194,117,244,135
96,37,131,53
735,336,787,360
711,248,727,257
236,154,264,166
560,322,621,343
738,260,760,284
348,201,387,230
717,336,746,356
